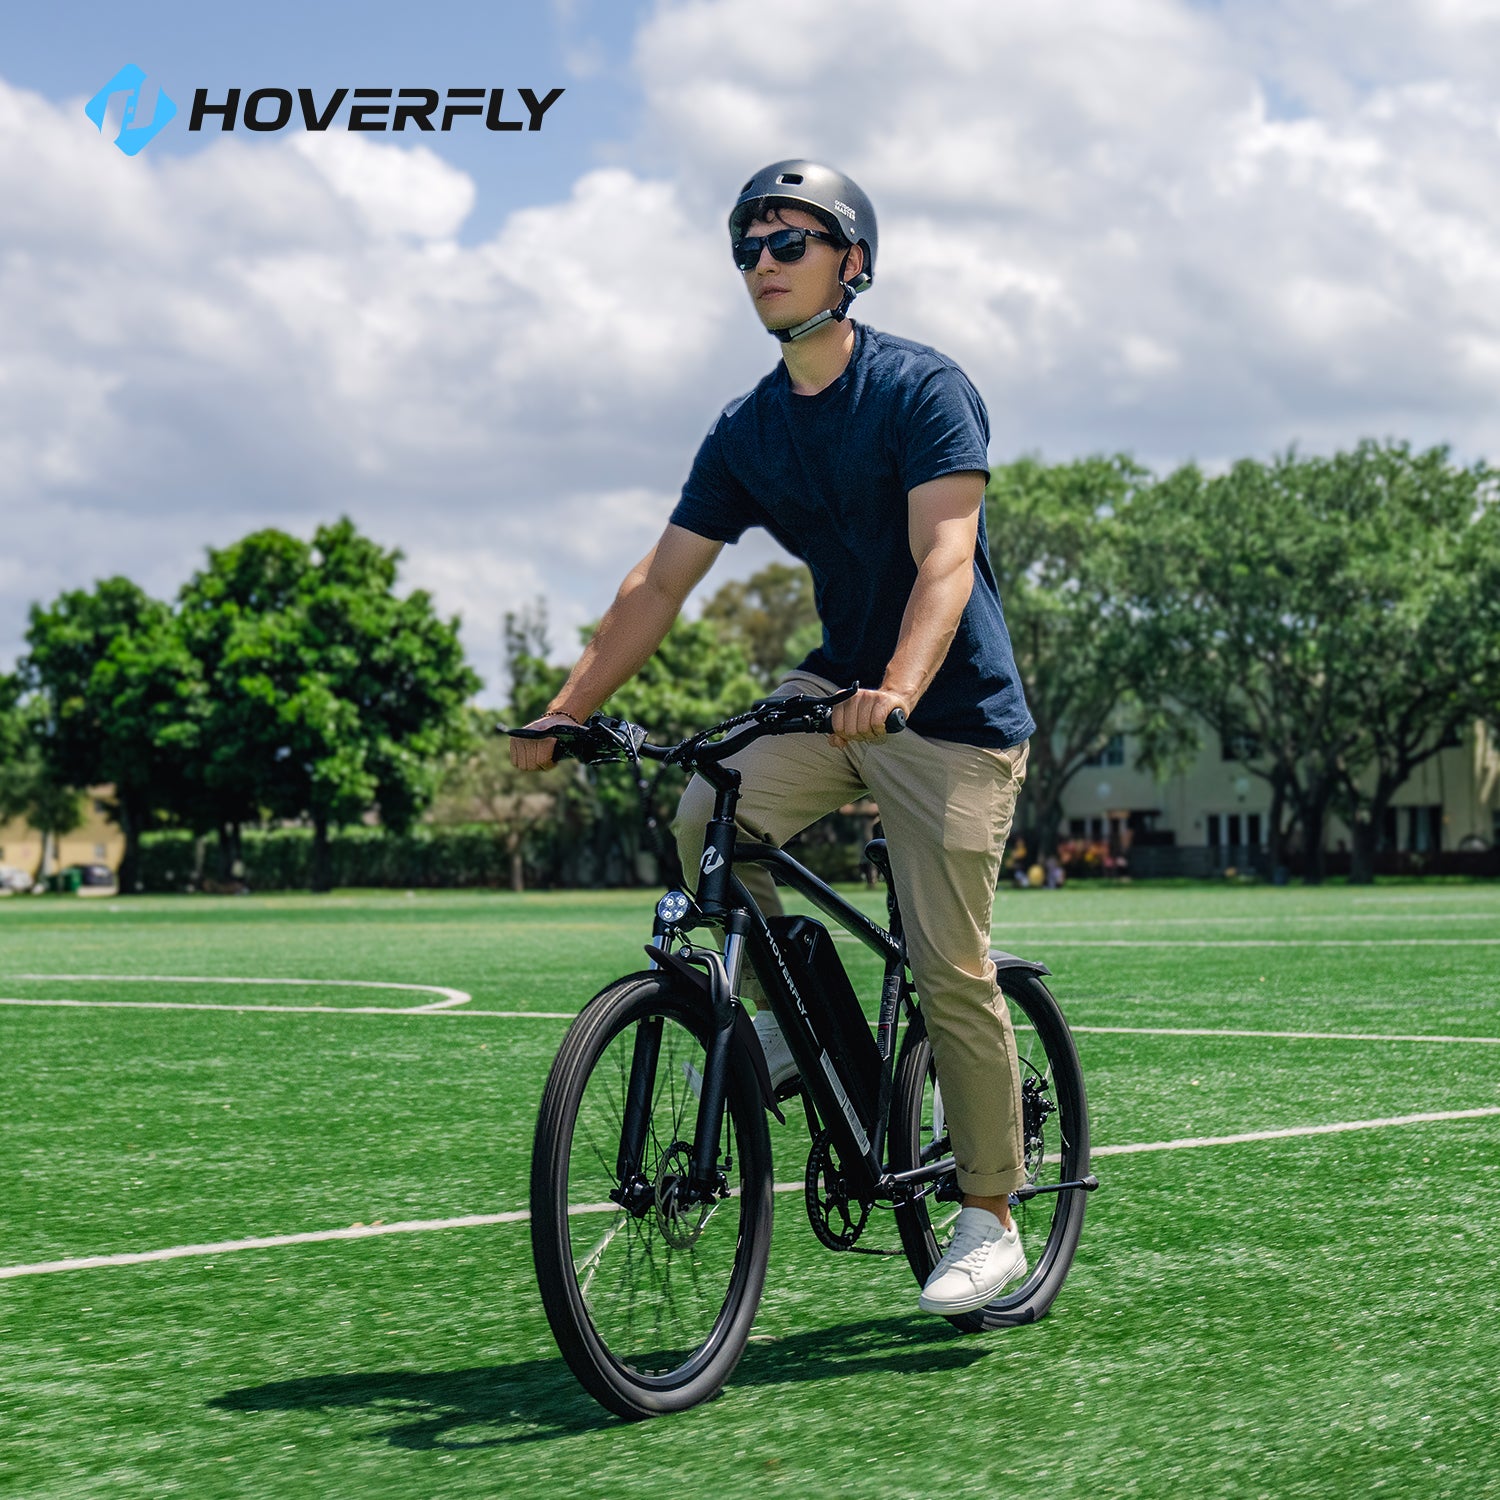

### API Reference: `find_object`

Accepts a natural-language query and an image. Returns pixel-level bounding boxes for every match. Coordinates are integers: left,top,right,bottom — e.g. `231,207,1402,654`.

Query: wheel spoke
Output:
548,987,765,1386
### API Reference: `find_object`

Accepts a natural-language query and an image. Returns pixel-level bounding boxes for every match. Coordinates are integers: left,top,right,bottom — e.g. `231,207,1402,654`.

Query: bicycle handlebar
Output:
500,687,907,770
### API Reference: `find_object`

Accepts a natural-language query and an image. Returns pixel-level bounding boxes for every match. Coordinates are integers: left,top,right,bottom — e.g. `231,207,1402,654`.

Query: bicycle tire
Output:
530,972,774,1419
889,965,1090,1332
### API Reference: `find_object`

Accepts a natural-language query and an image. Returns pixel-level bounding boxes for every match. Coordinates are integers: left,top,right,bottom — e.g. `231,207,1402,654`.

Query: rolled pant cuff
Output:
956,1167,1027,1198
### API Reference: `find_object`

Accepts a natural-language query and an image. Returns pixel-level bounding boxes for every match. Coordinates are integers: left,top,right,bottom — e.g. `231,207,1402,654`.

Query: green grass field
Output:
4,880,1500,1499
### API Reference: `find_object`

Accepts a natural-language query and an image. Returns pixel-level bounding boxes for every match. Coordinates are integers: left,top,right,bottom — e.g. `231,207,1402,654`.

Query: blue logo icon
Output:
85,64,177,156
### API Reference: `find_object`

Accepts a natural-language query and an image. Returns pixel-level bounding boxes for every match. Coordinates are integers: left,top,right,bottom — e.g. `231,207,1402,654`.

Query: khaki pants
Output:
672,671,1030,1196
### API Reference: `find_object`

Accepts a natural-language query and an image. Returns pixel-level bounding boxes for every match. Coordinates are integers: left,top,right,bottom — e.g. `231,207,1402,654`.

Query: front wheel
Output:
889,966,1090,1332
530,973,774,1419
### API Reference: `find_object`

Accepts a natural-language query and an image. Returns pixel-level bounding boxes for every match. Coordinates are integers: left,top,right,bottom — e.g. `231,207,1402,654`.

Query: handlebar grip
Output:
884,708,908,735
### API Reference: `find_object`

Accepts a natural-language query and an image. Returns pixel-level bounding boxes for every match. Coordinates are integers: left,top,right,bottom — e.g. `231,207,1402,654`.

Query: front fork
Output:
617,923,748,1205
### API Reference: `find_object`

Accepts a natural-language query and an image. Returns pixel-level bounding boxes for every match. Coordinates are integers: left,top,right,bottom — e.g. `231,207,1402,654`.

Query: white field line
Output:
1073,1024,1500,1046
7,998,1500,1048
5,1106,1499,1282
0,998,571,1019
1090,1107,1500,1157
990,937,1500,948
991,912,1500,930
9,974,470,1010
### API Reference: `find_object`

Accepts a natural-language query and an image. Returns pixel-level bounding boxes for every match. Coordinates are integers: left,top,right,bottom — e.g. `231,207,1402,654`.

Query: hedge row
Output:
138,827,523,893
138,817,874,893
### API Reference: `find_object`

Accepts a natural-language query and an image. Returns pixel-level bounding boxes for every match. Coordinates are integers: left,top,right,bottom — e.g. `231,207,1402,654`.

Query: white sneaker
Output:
918,1207,1027,1314
753,1010,799,1093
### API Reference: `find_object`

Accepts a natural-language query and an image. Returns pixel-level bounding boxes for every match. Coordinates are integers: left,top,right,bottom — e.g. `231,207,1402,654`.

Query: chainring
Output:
804,1128,874,1251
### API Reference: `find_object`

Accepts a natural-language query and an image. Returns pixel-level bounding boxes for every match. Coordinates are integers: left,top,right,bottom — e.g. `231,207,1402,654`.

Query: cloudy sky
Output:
4,0,1499,696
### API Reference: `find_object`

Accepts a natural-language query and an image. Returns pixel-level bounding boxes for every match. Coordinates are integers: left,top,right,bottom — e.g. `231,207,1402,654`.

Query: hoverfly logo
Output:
85,64,177,157
86,65,565,155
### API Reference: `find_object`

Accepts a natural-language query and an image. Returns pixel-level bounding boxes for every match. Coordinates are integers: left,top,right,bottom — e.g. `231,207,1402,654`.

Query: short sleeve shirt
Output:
670,322,1034,748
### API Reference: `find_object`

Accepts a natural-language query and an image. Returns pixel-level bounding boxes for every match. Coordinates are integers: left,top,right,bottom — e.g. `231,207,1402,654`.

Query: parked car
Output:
48,863,118,894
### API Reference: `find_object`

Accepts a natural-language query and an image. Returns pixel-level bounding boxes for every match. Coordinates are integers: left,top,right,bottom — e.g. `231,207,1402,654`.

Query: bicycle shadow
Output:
209,1314,992,1450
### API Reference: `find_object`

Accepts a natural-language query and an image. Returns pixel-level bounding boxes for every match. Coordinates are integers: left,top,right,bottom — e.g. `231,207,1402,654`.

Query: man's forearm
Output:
548,569,681,719
880,551,974,709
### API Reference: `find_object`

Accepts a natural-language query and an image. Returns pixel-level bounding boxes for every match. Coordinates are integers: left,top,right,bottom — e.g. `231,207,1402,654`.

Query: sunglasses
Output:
731,227,842,272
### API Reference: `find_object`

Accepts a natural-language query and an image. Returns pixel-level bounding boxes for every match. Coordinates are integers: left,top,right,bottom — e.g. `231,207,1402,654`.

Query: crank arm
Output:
1013,1174,1100,1202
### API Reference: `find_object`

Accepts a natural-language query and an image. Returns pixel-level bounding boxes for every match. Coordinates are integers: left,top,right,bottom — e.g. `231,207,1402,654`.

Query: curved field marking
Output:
10,974,470,1011
6,1105,1500,1281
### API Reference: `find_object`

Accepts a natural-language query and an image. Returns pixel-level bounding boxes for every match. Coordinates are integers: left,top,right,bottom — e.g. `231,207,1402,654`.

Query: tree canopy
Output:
1123,442,1500,881
985,454,1153,858
15,518,479,892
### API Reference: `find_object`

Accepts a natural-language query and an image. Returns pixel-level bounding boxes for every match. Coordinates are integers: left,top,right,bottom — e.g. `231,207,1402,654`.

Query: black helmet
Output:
729,159,876,342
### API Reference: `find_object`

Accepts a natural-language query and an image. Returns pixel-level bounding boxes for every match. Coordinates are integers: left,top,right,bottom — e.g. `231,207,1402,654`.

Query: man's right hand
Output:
511,713,584,773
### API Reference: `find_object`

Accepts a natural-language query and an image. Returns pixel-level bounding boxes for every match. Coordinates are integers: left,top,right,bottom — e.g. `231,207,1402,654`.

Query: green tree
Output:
0,677,83,882
179,519,481,891
20,579,205,892
1124,443,1500,883
177,528,313,874
501,608,758,887
428,707,561,892
590,615,760,886
700,562,820,689
985,455,1154,858
502,599,568,725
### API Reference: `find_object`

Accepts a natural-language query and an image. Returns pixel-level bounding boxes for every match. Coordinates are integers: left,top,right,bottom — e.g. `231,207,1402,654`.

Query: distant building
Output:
0,788,126,883
1055,721,1500,876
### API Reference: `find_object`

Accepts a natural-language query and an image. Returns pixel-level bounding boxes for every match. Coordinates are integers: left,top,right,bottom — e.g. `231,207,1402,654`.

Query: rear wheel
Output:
890,966,1090,1331
530,973,774,1418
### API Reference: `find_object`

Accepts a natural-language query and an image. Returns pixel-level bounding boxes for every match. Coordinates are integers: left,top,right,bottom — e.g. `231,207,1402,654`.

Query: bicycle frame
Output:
620,743,952,1208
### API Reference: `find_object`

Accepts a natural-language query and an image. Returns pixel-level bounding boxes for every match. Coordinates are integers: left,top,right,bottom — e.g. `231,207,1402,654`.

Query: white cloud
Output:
0,79,744,686
5,2,1500,696
633,0,1500,467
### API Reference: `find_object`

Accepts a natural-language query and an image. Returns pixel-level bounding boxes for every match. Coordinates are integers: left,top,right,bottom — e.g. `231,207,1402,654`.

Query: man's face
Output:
736,205,856,334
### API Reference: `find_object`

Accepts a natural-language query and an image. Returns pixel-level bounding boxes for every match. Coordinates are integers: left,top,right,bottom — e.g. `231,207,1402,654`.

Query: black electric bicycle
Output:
507,689,1095,1421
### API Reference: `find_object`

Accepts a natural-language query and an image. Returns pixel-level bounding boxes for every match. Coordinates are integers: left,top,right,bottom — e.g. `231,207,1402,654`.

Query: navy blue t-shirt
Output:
670,322,1035,748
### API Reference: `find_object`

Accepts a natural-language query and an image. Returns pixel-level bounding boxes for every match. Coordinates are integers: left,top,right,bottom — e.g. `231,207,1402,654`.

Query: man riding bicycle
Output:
513,159,1036,1315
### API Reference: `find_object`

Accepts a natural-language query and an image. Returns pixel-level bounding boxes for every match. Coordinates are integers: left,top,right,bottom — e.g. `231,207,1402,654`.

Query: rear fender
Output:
989,948,1051,978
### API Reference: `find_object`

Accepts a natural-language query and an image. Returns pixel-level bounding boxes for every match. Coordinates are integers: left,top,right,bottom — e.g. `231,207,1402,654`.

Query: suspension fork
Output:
687,922,747,1195
616,1015,664,1183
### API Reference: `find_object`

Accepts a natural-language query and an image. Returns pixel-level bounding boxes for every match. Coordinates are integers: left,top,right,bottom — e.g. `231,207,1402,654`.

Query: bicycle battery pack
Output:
765,915,881,1160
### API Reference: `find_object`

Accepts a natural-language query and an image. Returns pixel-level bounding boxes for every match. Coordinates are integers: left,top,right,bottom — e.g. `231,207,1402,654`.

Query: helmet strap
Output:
772,251,863,344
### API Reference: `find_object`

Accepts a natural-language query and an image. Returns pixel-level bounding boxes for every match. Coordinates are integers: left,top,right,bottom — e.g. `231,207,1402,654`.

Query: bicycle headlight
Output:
656,890,695,927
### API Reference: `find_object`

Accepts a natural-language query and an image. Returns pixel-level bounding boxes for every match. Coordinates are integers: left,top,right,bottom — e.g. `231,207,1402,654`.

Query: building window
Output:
1220,732,1261,761
1084,733,1125,767
1068,818,1086,838
1385,805,1443,852
1206,814,1221,848
1408,805,1442,854
1247,813,1262,848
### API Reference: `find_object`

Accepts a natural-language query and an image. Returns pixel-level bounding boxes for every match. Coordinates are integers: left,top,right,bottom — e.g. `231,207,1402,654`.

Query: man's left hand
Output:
828,688,910,749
